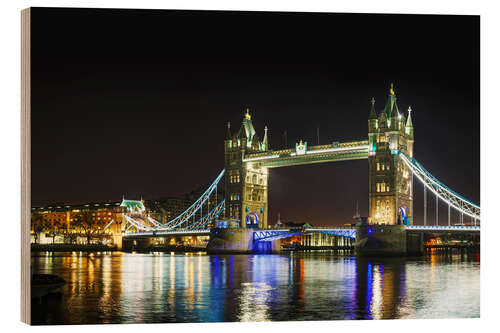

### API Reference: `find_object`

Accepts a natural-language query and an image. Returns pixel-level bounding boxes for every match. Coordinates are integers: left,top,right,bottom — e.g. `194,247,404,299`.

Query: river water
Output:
31,250,480,324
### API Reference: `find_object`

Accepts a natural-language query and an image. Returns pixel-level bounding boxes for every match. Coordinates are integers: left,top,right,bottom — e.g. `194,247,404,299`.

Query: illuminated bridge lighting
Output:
122,169,226,233
399,152,480,220
242,155,280,162
289,145,369,157
253,228,357,242
123,229,211,238
406,225,480,233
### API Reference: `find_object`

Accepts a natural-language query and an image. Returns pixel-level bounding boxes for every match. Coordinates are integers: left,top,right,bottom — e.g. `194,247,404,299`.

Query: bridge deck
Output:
243,141,368,168
406,225,480,233
122,225,480,240
123,229,210,238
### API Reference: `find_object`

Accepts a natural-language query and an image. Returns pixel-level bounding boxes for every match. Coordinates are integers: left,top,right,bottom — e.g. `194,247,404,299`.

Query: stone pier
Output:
122,236,151,252
355,225,424,256
206,228,281,254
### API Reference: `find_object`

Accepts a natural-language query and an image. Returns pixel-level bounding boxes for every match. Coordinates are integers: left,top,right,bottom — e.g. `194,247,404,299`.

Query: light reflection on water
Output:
31,250,479,324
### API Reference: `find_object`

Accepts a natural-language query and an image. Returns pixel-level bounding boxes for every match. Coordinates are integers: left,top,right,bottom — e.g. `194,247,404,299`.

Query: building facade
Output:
31,200,125,243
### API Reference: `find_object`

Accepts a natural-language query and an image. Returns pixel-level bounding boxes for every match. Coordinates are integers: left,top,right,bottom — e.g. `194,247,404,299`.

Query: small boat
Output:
31,274,66,299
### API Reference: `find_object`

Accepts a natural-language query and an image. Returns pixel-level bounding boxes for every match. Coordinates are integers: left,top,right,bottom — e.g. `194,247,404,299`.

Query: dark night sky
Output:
31,8,479,226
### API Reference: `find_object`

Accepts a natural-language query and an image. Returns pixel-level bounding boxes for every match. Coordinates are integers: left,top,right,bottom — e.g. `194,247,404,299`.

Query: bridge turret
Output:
251,133,260,151
378,108,388,129
225,122,232,150
369,84,414,226
405,106,414,140
368,98,378,154
390,101,400,131
262,126,269,151
226,122,231,140
224,109,269,229
239,116,248,149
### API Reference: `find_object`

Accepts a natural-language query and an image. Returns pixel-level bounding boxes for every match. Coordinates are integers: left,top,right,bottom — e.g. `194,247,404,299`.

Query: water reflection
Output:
31,250,480,325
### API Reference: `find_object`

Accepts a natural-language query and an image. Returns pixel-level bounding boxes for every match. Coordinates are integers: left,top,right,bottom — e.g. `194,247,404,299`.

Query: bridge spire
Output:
383,83,397,119
406,106,414,138
240,117,248,139
245,108,251,120
262,125,269,151
226,122,231,140
369,97,377,119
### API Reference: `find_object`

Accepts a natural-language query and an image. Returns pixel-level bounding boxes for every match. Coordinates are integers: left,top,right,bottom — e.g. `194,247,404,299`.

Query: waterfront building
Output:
30,183,224,244
31,200,126,244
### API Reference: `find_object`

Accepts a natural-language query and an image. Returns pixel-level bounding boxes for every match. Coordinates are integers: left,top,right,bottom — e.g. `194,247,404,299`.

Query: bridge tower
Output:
224,109,269,229
368,84,414,225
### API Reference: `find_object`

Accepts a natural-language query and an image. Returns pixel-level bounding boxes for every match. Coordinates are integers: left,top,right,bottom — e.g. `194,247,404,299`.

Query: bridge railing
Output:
243,141,369,162
406,225,480,232
253,227,357,242
123,228,211,237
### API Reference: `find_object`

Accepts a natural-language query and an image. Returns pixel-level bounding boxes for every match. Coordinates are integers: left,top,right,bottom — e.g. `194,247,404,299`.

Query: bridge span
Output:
116,86,479,256
123,225,479,239
121,225,480,255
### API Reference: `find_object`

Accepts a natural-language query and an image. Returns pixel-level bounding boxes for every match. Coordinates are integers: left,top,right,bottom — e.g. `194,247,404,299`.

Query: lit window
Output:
382,164,385,171
387,164,390,171
377,183,380,192
377,162,380,171
387,185,390,192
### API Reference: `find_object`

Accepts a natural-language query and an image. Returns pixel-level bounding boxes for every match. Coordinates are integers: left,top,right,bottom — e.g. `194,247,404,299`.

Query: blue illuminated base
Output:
355,225,410,256
206,228,281,254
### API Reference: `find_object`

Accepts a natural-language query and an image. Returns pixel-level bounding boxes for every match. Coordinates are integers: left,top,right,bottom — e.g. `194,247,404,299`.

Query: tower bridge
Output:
120,84,480,255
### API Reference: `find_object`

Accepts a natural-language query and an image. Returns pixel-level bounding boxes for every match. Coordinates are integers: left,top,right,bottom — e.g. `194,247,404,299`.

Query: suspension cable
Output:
399,152,480,221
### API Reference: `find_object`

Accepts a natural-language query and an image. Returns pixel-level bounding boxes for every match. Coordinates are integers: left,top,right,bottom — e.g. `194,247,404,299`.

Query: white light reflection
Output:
371,265,383,319
238,282,273,321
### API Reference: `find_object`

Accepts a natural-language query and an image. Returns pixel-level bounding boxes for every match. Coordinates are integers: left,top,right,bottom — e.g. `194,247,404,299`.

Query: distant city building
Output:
31,200,126,244
30,185,225,243
283,221,313,229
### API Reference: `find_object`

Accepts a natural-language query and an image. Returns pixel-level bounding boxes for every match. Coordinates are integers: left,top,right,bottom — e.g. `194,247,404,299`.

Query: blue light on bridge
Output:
367,228,373,235
217,221,228,228
365,262,373,319
246,212,259,229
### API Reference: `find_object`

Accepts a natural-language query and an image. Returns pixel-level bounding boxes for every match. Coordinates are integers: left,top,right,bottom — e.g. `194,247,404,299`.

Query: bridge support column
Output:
424,186,427,225
355,225,408,256
406,232,424,256
207,228,282,254
112,234,123,251
122,237,152,252
448,204,451,226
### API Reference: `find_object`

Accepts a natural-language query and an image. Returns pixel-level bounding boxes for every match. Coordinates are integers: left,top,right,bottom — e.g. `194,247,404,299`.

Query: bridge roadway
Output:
122,225,480,240
243,140,369,168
